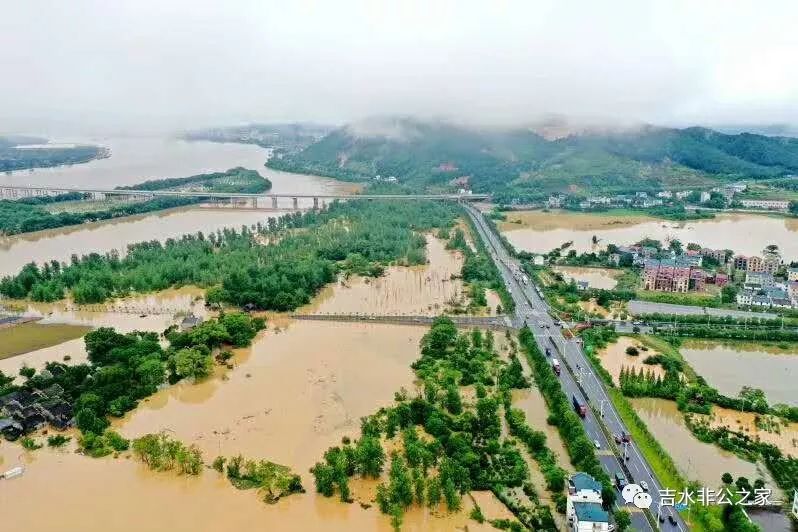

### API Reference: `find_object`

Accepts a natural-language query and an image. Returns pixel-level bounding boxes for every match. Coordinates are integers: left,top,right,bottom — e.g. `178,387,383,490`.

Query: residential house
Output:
762,251,782,274
710,273,729,287
700,191,711,203
700,248,726,264
747,256,765,273
745,272,776,290
733,255,748,271
740,199,790,210
789,282,798,304
788,268,798,282
576,281,589,291
656,191,673,199
567,473,610,532
180,314,203,331
675,190,692,199
548,194,565,208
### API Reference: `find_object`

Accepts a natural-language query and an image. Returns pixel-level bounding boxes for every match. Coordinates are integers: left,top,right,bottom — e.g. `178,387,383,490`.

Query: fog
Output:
1,0,797,136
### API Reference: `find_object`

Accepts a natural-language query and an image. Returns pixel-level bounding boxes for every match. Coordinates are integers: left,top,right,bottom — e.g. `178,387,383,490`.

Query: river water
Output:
0,137,358,277
500,210,798,260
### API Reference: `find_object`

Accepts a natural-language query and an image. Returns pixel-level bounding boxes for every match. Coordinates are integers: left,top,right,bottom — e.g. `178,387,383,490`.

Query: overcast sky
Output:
2,0,797,135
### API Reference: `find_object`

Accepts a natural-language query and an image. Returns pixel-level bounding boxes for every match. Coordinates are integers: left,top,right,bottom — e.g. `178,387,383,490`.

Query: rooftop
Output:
570,472,603,494
573,501,609,523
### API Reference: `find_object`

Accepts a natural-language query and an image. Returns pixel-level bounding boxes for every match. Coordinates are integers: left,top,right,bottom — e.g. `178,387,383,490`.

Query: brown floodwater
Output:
552,266,619,290
0,236,516,531
597,337,664,385
631,398,777,489
299,235,465,316
680,340,798,407
695,406,798,458
511,388,574,472
501,210,798,260
0,287,208,376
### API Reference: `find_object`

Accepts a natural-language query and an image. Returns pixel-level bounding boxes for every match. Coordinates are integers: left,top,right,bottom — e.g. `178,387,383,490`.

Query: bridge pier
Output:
271,196,278,209
292,197,298,210
313,197,319,210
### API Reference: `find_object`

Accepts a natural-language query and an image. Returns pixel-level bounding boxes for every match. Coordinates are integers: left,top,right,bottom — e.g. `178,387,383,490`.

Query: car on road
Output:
668,515,677,526
613,433,622,444
621,432,631,443
640,480,648,491
593,439,601,449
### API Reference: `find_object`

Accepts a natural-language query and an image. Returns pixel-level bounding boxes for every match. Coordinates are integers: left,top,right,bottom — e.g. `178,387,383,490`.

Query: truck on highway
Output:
521,274,528,285
572,394,587,417
552,359,561,376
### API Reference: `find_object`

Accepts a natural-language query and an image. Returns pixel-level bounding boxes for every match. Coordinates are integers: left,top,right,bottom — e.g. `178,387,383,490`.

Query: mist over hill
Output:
265,118,798,201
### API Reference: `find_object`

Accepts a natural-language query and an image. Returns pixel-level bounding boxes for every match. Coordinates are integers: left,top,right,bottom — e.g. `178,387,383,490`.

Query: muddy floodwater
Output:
630,398,777,489
300,235,465,316
680,340,798,406
511,388,573,471
500,210,798,260
552,266,619,290
0,232,518,530
597,336,665,385
696,406,798,458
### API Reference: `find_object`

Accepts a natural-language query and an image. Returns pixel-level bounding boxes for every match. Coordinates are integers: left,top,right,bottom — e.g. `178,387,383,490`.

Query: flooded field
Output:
0,322,91,360
0,287,207,376
680,340,798,406
695,406,798,458
552,266,620,289
500,210,798,260
511,388,573,471
597,336,664,384
0,230,520,531
300,235,465,316
631,398,775,488
0,443,492,532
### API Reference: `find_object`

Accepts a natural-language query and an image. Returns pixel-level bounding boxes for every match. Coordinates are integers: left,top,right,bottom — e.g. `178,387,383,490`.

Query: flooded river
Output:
500,210,798,260
680,340,798,407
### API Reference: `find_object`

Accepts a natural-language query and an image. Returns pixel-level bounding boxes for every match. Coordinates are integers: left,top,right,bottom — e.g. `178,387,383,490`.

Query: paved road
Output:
628,300,778,320
465,205,686,532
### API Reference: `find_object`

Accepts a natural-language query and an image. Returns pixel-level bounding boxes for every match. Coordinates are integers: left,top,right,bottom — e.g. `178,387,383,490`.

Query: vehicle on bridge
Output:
614,470,628,490
552,358,561,376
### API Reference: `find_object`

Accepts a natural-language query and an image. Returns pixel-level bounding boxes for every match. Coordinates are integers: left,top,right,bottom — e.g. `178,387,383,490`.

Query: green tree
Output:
613,509,632,532
171,347,213,379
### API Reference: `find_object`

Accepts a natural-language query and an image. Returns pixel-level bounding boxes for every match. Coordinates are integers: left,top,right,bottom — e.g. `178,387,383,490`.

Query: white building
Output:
700,191,711,203
656,191,673,199
567,473,609,532
788,268,798,282
740,199,790,211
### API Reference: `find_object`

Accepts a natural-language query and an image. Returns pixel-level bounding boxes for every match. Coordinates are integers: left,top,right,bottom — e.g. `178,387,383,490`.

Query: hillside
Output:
265,119,798,201
0,135,107,172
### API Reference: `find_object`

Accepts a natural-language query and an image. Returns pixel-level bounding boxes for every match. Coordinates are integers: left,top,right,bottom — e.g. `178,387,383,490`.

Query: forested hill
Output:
265,119,798,201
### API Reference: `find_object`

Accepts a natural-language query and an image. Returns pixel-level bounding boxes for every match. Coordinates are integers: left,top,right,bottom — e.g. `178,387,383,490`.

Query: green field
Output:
0,322,92,360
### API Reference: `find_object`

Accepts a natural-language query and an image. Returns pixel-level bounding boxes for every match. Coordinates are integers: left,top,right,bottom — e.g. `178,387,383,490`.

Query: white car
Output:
640,481,649,492
593,439,601,449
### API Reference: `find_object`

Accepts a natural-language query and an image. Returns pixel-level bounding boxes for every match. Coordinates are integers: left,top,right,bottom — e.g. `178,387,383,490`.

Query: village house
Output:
566,473,609,532
642,258,706,292
740,199,790,210
700,248,726,264
788,268,798,282
745,272,776,290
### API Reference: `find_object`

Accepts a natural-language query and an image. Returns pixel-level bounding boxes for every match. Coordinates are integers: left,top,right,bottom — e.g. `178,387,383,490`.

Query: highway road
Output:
465,205,687,532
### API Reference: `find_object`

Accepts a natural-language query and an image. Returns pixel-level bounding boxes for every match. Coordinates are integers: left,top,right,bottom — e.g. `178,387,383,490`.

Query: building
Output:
675,190,692,199
567,473,609,532
747,256,765,273
700,248,726,264
700,191,711,203
180,314,203,331
733,255,748,271
788,268,798,282
656,191,673,199
548,194,565,208
710,273,729,287
740,199,790,211
576,281,589,291
745,272,776,289
762,251,781,274
789,281,798,304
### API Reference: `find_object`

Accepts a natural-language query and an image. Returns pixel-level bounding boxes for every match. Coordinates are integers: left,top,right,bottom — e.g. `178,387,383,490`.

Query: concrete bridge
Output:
0,185,489,210
292,313,513,330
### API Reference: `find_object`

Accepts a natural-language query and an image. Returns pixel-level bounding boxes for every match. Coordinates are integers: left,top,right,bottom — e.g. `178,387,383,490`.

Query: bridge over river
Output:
292,313,513,330
0,185,488,210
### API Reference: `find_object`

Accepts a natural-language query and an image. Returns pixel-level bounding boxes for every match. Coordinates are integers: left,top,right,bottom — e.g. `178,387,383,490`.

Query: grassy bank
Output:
0,322,92,360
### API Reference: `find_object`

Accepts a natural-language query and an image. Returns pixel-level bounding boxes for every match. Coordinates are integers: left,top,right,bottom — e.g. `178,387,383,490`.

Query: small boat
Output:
2,466,24,480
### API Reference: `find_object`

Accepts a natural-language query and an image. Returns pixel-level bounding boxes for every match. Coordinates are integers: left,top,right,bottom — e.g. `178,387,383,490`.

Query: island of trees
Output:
0,135,108,172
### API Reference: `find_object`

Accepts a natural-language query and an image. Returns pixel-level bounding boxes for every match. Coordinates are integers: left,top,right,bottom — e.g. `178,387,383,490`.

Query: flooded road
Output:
500,210,798,260
680,340,798,406
631,398,776,489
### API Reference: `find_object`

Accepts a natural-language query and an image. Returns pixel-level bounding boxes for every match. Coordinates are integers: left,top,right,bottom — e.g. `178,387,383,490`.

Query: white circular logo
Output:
622,483,643,504
633,491,653,509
